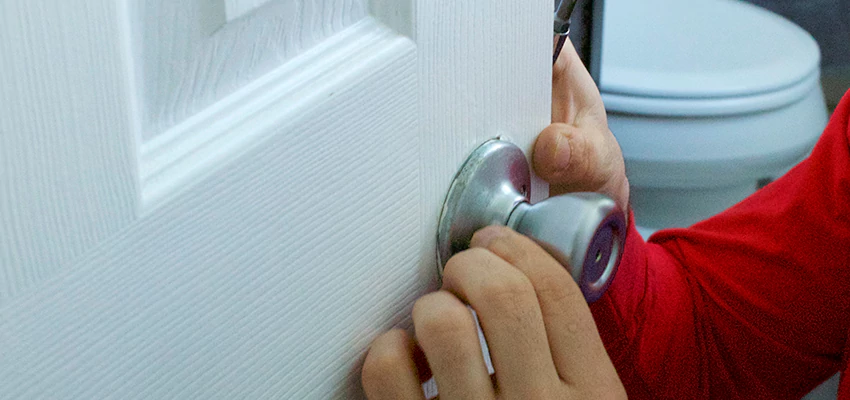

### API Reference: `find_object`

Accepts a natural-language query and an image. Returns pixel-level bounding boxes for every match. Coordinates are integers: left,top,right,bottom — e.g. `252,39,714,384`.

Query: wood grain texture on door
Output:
0,0,550,398
133,0,369,138
225,0,274,22
0,0,137,302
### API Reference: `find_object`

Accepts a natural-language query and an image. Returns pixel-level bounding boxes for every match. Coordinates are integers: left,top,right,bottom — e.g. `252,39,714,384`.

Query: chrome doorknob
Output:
436,140,626,302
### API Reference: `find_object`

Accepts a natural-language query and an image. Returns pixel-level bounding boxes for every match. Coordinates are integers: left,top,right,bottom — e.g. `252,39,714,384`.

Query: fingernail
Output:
553,132,572,171
470,226,504,248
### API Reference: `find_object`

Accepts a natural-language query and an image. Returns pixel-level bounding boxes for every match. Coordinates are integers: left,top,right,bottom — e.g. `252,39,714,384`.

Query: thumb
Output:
533,123,609,190
532,123,629,209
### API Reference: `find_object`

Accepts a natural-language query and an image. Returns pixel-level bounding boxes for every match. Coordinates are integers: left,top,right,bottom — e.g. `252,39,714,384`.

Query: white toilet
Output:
599,0,829,230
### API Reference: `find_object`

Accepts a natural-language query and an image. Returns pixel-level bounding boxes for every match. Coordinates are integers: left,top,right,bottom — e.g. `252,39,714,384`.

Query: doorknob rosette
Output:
436,140,626,303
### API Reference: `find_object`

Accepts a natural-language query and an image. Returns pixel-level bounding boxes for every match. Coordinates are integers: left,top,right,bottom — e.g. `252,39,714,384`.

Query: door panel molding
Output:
1,25,420,399
0,0,137,303
224,0,274,22
0,0,551,398
130,0,369,138
139,19,412,212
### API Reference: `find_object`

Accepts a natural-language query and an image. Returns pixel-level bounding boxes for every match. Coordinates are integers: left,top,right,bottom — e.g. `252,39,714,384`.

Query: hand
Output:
361,226,627,399
534,39,629,211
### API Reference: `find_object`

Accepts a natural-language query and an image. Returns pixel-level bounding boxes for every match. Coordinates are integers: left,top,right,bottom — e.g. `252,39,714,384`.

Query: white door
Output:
0,1,550,398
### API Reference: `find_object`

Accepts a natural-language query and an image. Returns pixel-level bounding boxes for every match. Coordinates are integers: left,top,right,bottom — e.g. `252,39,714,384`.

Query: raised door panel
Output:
132,0,369,137
0,0,551,398
0,0,137,301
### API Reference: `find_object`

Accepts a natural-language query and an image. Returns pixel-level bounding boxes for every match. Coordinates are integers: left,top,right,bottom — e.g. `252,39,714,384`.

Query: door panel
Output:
0,0,550,398
139,20,407,210
133,0,370,136
0,0,137,301
2,50,419,397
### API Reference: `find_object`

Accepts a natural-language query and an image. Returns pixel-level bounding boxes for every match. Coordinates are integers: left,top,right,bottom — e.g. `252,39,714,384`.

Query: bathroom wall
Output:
743,0,850,108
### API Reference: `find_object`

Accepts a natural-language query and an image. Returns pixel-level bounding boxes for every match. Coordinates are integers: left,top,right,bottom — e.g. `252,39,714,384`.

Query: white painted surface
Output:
0,0,550,398
609,84,826,187
600,0,820,99
1,0,137,302
225,0,273,21
131,0,370,138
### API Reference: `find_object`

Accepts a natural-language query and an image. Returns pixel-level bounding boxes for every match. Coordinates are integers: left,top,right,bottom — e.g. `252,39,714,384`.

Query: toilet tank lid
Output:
598,0,821,99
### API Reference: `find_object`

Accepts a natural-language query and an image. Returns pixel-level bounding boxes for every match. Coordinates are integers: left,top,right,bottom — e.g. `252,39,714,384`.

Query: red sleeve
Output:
591,90,850,399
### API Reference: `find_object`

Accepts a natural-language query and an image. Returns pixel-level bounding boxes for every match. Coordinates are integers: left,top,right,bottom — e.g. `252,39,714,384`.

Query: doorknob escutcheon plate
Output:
436,140,626,303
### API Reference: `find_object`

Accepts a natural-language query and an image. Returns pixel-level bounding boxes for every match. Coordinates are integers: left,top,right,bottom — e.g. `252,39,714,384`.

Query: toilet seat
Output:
599,0,821,116
602,71,820,117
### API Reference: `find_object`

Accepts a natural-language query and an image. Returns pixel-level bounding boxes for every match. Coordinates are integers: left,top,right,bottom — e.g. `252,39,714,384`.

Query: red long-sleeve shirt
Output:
591,90,850,399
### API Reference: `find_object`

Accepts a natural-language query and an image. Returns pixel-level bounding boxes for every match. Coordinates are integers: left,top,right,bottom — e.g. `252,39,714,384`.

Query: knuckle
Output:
361,353,394,383
476,271,535,314
576,385,628,400
533,125,570,177
362,330,410,380
572,135,602,185
486,232,558,273
462,245,498,261
569,360,628,399
443,247,484,272
412,293,473,341
525,384,568,399
547,130,608,192
535,271,582,306
594,135,621,182
485,233,528,261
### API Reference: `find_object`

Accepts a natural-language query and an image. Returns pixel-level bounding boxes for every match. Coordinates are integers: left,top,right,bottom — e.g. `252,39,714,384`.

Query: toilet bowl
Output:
600,0,829,229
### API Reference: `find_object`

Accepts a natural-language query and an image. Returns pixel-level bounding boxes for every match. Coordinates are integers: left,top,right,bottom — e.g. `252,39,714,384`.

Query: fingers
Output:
553,36,590,84
534,123,614,192
547,36,631,210
362,330,428,400
469,226,620,388
412,291,495,400
533,123,630,210
552,38,604,124
440,249,561,398
364,230,626,399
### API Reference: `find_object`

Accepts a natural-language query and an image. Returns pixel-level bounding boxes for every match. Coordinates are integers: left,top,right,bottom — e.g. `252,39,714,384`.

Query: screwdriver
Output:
553,0,579,63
